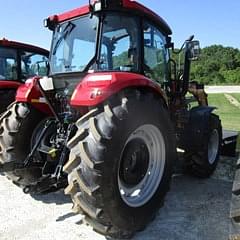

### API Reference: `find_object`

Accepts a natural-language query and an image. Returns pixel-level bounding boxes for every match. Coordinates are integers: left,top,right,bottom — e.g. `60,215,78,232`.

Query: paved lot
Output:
0,156,236,240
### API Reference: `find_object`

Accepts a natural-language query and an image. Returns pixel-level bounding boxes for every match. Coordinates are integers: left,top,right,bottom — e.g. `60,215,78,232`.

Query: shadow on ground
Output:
30,189,72,205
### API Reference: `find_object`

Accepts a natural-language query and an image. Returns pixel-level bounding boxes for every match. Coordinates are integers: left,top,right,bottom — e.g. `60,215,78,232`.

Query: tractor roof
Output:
0,38,49,56
50,0,172,35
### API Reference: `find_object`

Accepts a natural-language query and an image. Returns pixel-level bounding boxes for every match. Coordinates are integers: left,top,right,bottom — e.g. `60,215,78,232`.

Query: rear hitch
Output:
53,123,75,179
24,119,56,167
22,124,74,194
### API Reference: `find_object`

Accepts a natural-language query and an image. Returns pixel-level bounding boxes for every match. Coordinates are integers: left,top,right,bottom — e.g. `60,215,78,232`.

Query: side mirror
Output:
39,76,54,91
186,40,200,61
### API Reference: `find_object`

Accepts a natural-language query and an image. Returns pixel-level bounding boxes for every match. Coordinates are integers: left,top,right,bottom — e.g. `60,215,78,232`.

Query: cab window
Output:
143,22,168,84
21,52,48,80
99,14,140,72
0,47,17,80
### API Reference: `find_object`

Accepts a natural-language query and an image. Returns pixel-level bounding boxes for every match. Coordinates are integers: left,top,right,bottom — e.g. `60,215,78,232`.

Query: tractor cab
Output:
0,39,49,82
42,0,201,113
0,39,49,112
46,0,171,77
43,1,176,98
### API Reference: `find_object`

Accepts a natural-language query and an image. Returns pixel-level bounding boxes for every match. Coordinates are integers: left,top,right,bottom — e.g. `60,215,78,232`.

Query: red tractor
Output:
0,39,49,113
0,1,222,238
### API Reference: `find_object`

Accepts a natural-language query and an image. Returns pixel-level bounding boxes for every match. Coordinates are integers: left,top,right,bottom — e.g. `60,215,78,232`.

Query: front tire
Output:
184,113,222,178
64,90,176,238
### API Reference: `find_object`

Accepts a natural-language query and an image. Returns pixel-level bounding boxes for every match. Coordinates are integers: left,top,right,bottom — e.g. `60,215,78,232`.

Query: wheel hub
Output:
118,124,166,207
119,139,149,186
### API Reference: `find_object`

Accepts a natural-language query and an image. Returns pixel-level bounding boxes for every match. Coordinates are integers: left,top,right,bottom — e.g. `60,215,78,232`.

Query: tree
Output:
189,45,240,85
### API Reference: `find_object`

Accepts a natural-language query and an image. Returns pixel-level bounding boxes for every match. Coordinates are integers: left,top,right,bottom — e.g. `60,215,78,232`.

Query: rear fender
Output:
0,80,21,89
180,106,216,150
16,77,52,115
70,72,167,107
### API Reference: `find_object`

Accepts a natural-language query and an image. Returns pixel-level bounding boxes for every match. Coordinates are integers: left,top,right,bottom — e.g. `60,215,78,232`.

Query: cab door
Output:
142,21,169,87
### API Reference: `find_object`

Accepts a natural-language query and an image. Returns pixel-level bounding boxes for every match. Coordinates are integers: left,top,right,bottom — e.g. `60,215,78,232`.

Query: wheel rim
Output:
208,129,219,164
118,124,166,207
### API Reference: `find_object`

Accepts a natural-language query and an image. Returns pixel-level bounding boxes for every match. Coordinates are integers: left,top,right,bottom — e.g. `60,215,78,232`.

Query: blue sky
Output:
0,0,239,50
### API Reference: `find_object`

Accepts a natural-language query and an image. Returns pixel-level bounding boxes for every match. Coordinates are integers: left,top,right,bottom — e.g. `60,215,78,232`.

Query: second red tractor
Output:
0,38,48,113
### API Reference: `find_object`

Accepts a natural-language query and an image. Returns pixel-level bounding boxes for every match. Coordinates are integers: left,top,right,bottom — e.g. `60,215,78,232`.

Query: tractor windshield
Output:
50,15,98,74
50,13,140,75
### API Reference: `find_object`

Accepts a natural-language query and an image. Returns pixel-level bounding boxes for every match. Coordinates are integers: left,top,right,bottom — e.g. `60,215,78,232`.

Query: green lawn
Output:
208,93,240,131
231,93,240,103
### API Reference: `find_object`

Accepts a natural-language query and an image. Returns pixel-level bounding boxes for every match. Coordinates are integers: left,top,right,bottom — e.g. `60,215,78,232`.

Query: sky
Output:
0,0,239,50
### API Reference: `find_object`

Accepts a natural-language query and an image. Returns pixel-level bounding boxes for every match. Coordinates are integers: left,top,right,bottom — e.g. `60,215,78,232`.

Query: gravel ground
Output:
0,156,236,240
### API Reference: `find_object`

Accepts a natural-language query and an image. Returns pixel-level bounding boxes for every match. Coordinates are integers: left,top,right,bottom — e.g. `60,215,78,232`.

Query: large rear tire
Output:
184,114,222,178
64,90,176,238
0,102,46,186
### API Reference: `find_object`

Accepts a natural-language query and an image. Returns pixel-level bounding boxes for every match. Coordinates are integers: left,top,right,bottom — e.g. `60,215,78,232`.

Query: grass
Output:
231,93,240,103
207,93,240,131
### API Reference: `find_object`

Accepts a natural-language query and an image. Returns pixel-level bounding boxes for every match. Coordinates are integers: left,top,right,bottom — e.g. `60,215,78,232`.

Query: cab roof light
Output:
43,15,58,31
89,0,123,12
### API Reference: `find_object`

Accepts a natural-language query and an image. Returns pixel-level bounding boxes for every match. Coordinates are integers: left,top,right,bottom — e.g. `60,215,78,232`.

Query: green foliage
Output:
190,45,240,85
113,52,130,68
